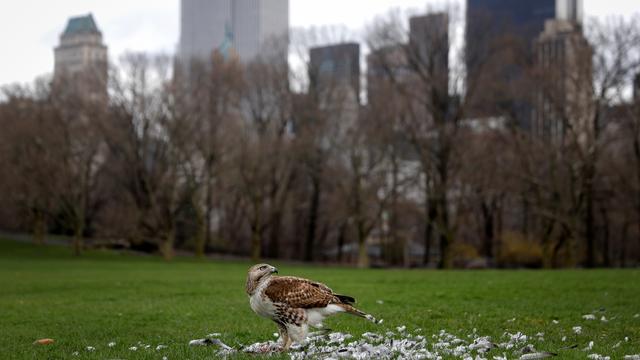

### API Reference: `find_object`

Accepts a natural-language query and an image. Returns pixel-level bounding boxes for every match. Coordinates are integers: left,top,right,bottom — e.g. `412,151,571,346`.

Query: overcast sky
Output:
0,0,638,87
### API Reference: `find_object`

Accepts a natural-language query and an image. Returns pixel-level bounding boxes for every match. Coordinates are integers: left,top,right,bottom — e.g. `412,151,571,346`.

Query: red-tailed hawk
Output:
245,263,377,351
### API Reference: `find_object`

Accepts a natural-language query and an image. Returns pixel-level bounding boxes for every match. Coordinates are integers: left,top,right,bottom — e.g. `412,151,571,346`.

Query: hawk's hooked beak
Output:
271,266,278,274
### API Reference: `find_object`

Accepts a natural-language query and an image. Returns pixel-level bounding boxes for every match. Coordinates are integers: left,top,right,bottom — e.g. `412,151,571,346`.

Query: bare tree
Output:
0,81,58,245
105,53,183,260
235,48,295,262
172,52,244,257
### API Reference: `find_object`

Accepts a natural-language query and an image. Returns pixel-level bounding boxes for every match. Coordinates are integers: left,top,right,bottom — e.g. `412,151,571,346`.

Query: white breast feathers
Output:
249,278,276,319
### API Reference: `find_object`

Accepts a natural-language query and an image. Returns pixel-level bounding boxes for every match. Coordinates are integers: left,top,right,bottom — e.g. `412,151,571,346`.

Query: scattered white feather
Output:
72,351,79,356
587,354,610,360
583,341,594,351
85,346,95,352
156,344,167,350
189,319,617,360
508,332,528,344
107,341,116,347
189,339,208,346
376,300,384,304
623,355,640,360
129,346,138,351
583,314,596,320
600,316,608,322
572,326,583,334
519,352,556,360
552,320,559,324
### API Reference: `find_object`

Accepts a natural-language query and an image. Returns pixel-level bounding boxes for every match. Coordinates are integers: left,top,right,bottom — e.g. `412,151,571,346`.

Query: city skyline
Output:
178,0,288,64
0,0,638,87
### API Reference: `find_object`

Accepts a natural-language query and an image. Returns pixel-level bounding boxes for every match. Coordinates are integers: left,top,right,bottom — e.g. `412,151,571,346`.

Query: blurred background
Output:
0,0,639,269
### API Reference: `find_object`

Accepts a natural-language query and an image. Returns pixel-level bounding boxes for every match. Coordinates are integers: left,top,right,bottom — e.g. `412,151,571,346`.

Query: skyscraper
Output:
465,0,583,123
409,13,449,96
54,14,108,99
178,0,289,64
309,43,360,101
466,0,582,61
532,19,592,142
366,45,408,104
367,13,449,105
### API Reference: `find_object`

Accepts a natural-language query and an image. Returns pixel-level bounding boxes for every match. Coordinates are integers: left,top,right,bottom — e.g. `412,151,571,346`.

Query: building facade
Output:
466,0,582,65
366,44,410,104
54,13,108,97
532,19,593,143
309,43,360,102
409,13,449,98
178,0,289,64
465,0,583,126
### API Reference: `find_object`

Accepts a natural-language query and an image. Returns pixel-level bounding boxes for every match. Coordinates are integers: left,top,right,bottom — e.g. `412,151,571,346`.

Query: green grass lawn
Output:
0,238,639,359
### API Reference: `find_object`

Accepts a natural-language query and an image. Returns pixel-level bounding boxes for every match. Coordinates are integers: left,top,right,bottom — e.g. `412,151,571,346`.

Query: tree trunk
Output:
251,229,262,263
541,220,556,269
481,200,494,259
33,211,46,245
521,194,530,236
205,177,213,248
268,210,281,259
552,226,570,268
584,167,596,268
438,232,450,269
194,204,206,258
357,222,369,269
251,208,262,263
72,220,84,257
304,175,320,262
336,221,346,263
620,221,629,267
633,133,640,258
73,210,84,256
437,196,451,269
161,228,175,261
423,198,436,267
73,232,84,256
600,205,610,267
494,199,503,264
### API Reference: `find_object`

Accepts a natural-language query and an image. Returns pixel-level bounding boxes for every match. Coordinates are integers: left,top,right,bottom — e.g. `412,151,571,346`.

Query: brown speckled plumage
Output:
246,263,375,351
264,276,345,309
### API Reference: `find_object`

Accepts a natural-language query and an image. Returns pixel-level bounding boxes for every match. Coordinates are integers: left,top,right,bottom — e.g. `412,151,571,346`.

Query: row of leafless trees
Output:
0,10,639,267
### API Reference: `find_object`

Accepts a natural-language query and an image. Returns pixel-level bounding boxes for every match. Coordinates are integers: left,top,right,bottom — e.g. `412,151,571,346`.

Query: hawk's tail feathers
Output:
335,294,356,305
339,304,382,324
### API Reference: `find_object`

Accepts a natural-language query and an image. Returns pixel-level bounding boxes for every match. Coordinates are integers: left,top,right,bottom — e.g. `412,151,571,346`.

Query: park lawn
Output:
0,239,638,359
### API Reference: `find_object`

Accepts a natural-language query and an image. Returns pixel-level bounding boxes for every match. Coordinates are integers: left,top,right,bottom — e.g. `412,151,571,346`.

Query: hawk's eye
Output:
260,265,266,270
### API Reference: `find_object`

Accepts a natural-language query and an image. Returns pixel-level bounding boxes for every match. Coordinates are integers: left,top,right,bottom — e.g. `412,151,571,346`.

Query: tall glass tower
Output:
465,0,583,125
178,0,289,64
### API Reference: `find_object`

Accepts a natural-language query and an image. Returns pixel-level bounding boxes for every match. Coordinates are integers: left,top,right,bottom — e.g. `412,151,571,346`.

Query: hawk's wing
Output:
264,276,338,308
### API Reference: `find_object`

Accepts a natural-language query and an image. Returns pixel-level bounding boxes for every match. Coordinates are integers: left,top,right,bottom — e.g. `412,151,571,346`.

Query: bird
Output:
245,263,377,351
